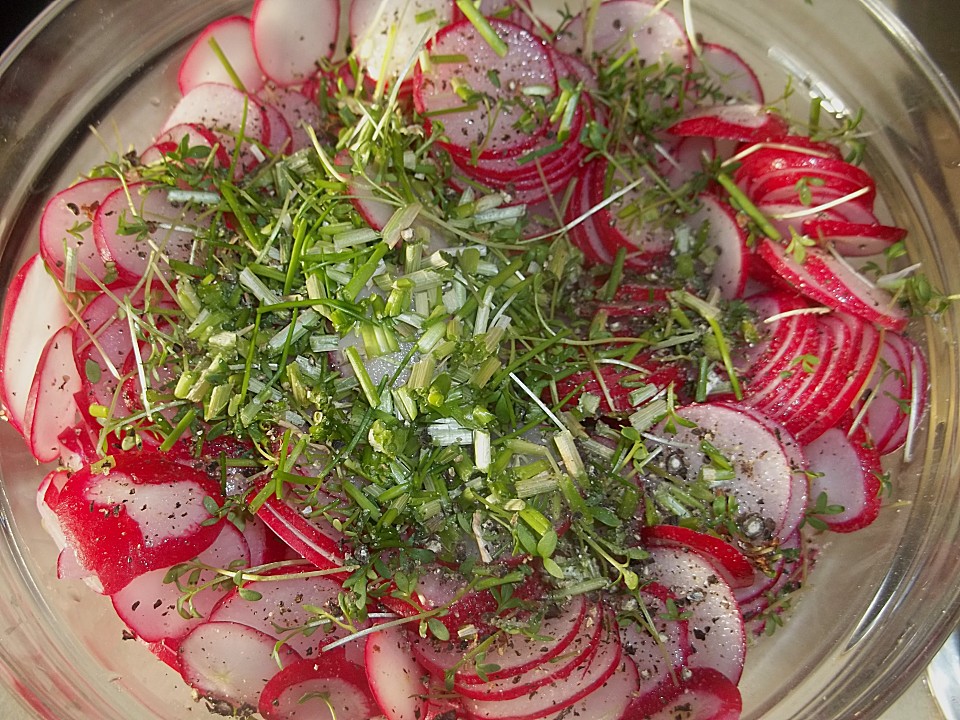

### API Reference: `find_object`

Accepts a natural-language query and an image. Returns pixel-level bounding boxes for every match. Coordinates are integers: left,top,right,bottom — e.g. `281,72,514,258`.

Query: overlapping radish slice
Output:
178,15,265,95
258,652,377,719
351,0,453,86
756,237,908,331
685,193,749,299
179,620,302,711
139,123,230,168
654,403,797,541
162,82,270,163
461,614,623,720
111,522,250,643
803,418,883,532
39,177,121,291
621,582,693,699
643,546,746,683
691,42,763,103
252,0,340,86
0,253,73,435
253,481,349,570
365,625,428,720
854,331,927,455
24,326,81,462
257,86,322,152
415,19,557,159
556,0,689,69
668,104,789,143
210,566,362,660
93,181,204,283
642,526,755,590
52,452,224,594
640,667,743,720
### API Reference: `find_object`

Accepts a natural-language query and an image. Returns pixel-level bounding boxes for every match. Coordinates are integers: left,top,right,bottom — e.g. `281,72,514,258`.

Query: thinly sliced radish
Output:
415,19,557,158
659,136,716,187
253,482,349,570
756,237,908,331
39,177,121,291
94,182,203,283
258,653,377,719
139,123,230,168
686,193,749,299
111,522,250,643
178,15,265,95
258,101,293,155
461,617,622,720
365,625,428,720
453,601,602,701
162,82,270,162
692,42,763,103
23,326,81,462
252,0,339,86
352,0,454,85
53,452,224,594
258,86,322,152
556,0,689,69
179,620,302,711
802,218,907,257
644,546,745,683
0,254,73,436
620,583,692,699
668,104,789,142
210,567,361,660
655,403,796,540
536,657,638,720
639,667,743,719
855,332,924,455
642,525,755,590
803,419,883,532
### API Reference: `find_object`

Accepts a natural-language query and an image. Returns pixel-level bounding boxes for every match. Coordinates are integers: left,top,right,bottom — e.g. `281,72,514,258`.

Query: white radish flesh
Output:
0,253,73,435
179,620,302,710
39,177,121,291
252,0,340,86
644,546,746,683
178,15,265,95
365,625,428,720
24,326,81,462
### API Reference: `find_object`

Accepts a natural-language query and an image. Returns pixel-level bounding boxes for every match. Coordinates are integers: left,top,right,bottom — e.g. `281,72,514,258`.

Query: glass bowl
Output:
1,1,959,718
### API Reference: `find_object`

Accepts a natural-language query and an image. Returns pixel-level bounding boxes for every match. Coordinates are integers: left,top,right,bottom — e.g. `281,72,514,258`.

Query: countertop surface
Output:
0,0,958,718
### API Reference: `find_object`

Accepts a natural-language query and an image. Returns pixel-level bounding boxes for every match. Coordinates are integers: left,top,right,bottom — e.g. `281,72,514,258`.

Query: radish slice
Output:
656,403,796,540
162,82,269,161
0,253,73,436
669,104,790,142
692,42,763,103
644,546,746,683
24,326,81,462
111,522,250,643
178,15,265,95
640,667,743,719
210,568,361,659
461,617,622,720
642,525,755,590
803,420,883,532
94,182,203,283
351,0,453,85
365,625,428,720
802,218,907,257
258,653,376,719
39,177,121,291
621,583,692,698
179,620,302,711
53,452,224,594
257,87,322,152
251,0,339,86
556,0,689,69
452,601,602,701
415,19,557,159
139,123,230,168
756,237,908,332
686,193,749,299
536,657,638,720
253,482,349,570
